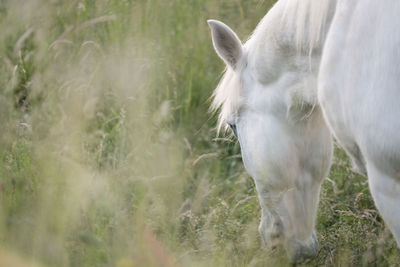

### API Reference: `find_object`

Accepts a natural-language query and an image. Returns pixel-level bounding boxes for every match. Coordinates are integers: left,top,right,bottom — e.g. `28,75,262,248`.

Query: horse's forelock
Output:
211,67,242,134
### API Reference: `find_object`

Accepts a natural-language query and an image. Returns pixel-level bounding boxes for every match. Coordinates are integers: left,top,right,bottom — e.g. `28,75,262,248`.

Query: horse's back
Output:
319,0,400,176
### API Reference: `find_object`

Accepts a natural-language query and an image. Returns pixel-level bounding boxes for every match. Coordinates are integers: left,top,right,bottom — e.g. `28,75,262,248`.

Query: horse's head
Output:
208,12,333,262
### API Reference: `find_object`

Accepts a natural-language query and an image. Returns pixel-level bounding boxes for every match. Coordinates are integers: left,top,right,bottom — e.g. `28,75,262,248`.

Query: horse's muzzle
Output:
286,232,318,263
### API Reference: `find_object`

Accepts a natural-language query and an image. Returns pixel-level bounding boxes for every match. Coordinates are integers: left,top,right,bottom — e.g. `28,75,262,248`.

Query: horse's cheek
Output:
238,121,295,189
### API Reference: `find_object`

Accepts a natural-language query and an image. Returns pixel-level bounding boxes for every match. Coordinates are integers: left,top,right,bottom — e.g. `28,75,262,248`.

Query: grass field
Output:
0,0,399,266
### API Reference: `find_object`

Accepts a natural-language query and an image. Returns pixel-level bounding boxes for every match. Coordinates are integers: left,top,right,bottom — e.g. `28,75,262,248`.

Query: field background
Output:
0,0,399,266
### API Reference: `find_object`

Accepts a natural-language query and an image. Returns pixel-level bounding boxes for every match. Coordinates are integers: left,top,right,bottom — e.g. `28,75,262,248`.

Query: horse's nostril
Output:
271,220,283,239
273,220,283,229
270,232,281,239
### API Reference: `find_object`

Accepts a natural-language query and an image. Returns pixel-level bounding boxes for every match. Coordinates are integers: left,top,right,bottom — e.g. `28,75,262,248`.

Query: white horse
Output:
207,0,400,262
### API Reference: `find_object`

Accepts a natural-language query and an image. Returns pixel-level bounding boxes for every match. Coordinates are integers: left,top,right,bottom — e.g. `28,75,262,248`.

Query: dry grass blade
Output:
14,27,34,54
192,152,218,166
76,15,117,32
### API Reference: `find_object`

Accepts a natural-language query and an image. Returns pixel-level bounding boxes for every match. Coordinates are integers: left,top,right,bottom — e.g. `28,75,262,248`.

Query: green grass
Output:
0,0,399,266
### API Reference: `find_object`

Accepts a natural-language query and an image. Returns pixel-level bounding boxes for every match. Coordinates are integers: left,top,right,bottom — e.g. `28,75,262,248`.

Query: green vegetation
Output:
0,0,398,266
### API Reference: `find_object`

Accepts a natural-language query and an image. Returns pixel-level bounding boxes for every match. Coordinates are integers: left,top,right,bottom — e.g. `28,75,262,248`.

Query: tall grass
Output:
0,0,398,266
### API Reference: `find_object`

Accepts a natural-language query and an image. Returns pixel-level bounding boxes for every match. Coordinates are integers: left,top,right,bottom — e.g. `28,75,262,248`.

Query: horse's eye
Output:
228,122,238,137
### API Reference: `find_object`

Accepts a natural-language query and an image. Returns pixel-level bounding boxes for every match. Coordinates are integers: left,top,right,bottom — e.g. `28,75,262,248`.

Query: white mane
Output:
281,0,334,51
211,0,335,133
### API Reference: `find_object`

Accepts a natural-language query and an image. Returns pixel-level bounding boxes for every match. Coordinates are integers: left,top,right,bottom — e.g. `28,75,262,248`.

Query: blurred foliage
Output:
0,0,398,266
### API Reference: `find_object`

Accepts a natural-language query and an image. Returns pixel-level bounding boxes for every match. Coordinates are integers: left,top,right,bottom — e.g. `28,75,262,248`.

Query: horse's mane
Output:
281,0,334,51
211,0,335,133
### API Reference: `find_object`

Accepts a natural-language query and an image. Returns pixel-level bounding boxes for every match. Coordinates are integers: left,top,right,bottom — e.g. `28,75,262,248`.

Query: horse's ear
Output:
207,19,243,69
